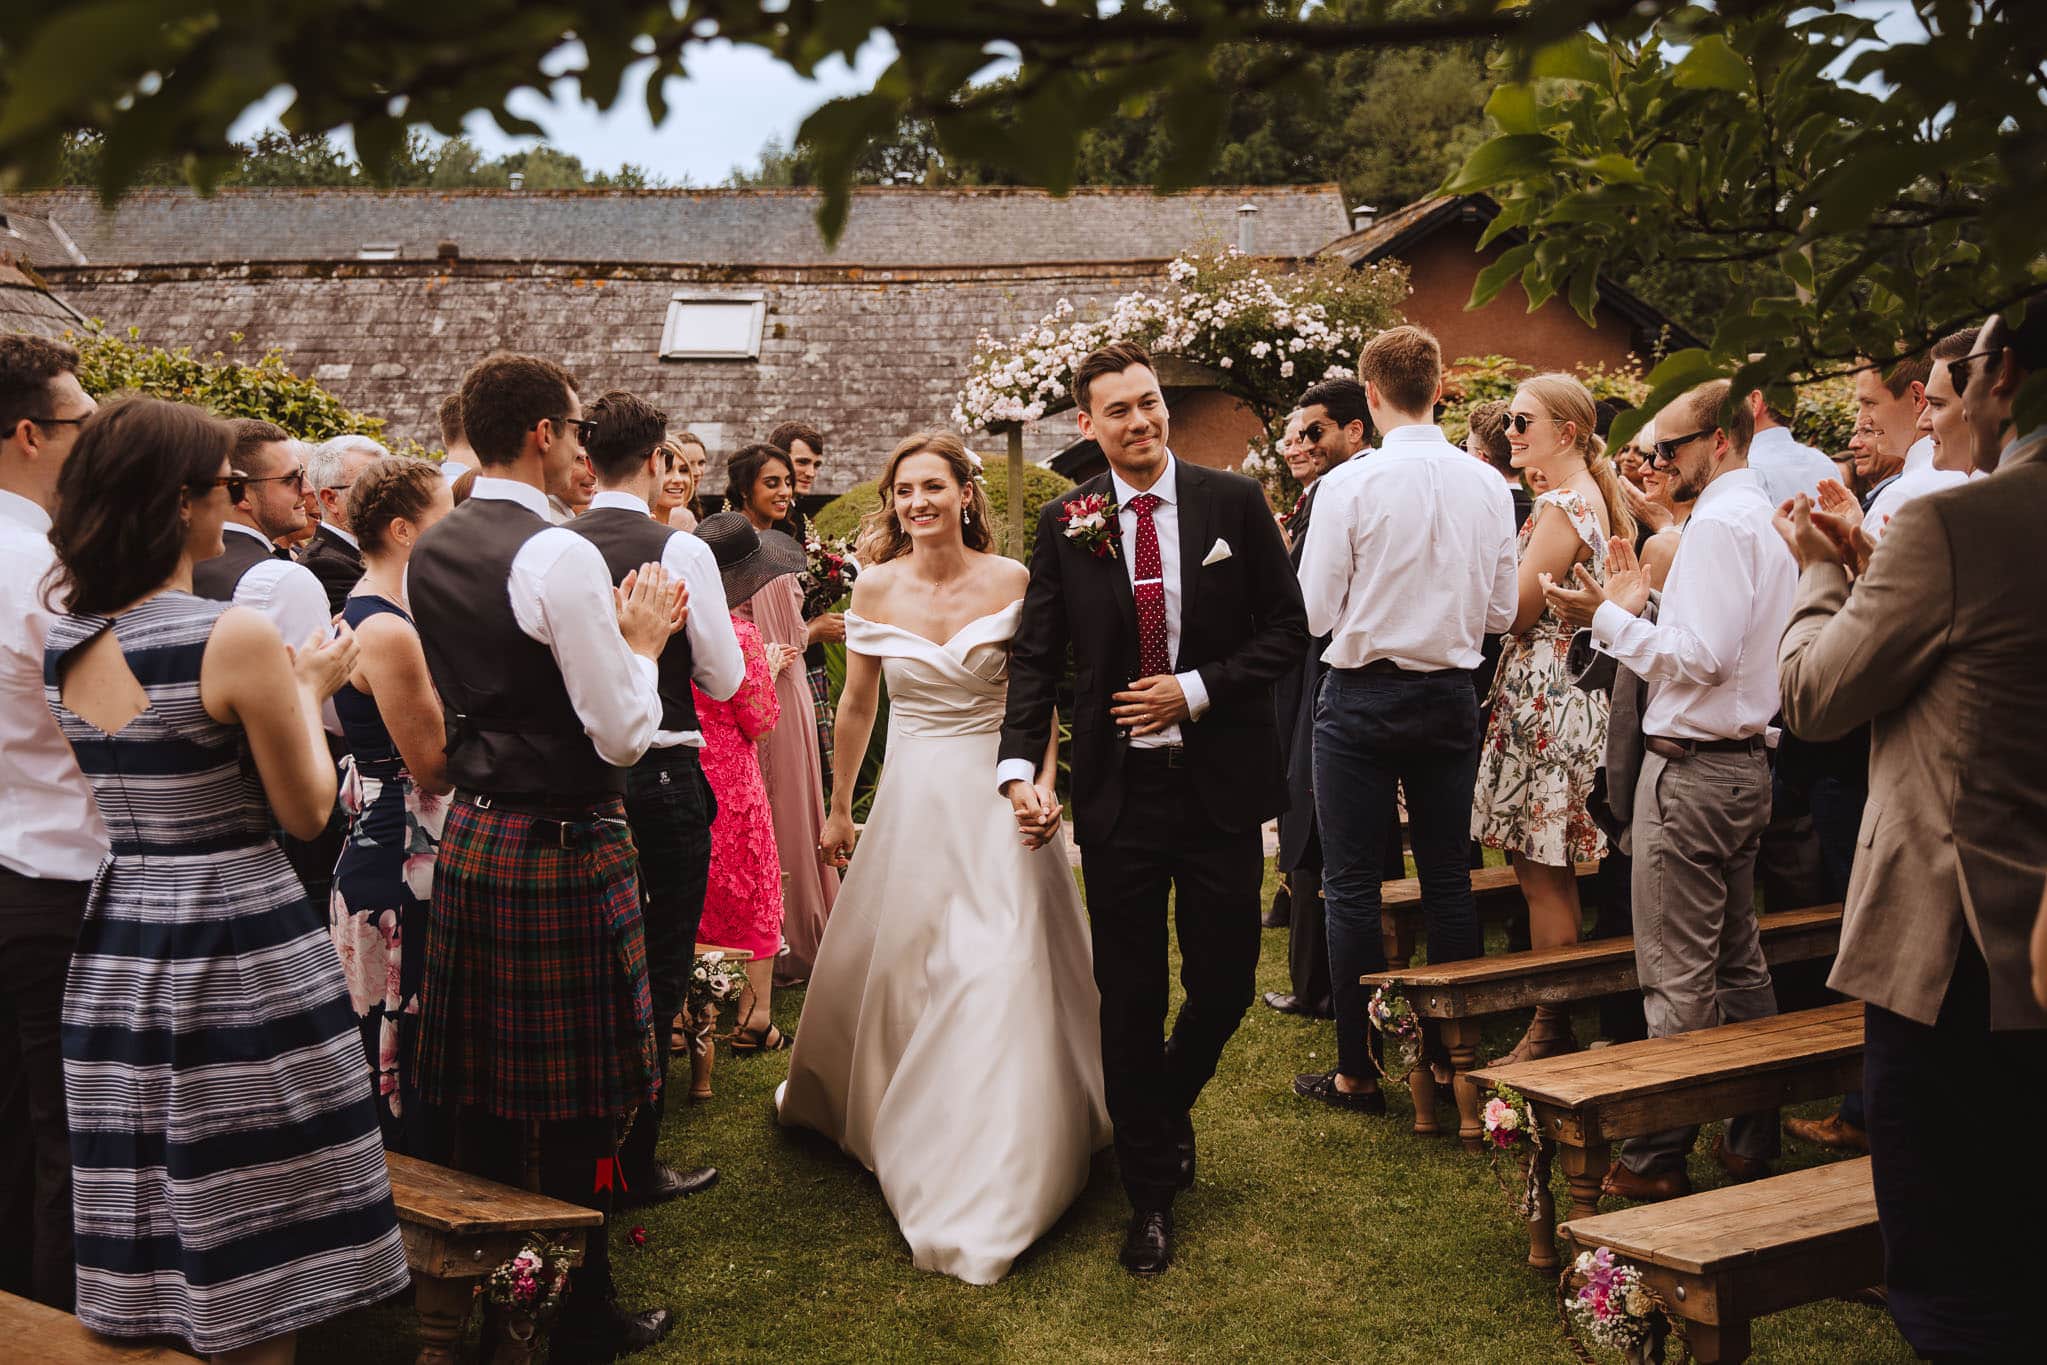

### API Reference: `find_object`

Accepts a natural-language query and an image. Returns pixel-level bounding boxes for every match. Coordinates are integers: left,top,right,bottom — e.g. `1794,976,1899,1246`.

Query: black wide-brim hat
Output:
693,511,808,608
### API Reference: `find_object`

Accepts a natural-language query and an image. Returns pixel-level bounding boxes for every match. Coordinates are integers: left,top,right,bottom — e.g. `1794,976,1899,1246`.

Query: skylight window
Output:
660,292,766,361
357,243,400,260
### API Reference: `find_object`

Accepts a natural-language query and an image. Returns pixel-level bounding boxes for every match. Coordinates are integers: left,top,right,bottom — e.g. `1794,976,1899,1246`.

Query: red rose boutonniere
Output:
1058,493,1120,559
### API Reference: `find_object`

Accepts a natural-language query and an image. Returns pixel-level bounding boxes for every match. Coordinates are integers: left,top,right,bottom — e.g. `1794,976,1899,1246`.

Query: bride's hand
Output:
818,812,856,870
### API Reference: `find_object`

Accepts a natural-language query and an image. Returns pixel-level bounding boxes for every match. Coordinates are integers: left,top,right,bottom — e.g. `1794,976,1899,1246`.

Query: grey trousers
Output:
1620,747,1781,1175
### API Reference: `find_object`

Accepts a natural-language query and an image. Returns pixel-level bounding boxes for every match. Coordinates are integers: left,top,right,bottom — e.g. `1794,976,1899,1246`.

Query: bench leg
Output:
1557,1141,1608,1222
1440,1019,1484,1152
412,1274,475,1365
1408,1067,1440,1136
1683,1317,1750,1364
1526,1140,1559,1270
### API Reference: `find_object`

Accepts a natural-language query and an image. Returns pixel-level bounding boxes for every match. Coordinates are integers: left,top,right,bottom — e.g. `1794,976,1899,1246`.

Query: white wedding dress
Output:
774,601,1111,1284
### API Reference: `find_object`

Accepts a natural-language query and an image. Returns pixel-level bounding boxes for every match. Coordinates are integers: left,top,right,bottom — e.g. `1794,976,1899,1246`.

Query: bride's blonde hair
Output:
1517,372,1636,544
857,431,993,565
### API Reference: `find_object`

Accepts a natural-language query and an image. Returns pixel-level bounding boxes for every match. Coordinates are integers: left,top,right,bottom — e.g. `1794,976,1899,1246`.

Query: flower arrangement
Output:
1056,492,1120,559
476,1239,575,1322
687,950,748,1018
800,532,859,619
1365,985,1423,1081
1562,1246,1670,1362
1483,1083,1536,1152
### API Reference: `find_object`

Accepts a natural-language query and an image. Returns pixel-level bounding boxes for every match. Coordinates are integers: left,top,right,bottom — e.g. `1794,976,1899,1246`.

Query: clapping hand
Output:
1541,536,1648,629
1815,478,1864,530
1774,494,1872,574
288,621,361,700
764,642,801,678
616,563,688,658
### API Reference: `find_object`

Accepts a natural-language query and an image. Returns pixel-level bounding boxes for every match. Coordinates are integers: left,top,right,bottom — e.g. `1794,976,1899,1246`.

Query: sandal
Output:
728,1024,793,1054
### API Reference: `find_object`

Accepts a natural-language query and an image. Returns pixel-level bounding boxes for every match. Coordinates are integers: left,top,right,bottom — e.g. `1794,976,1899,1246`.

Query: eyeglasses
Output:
243,466,308,492
1948,346,2001,398
190,474,248,503
25,414,91,430
527,416,600,441
1507,412,1560,435
1650,429,1715,466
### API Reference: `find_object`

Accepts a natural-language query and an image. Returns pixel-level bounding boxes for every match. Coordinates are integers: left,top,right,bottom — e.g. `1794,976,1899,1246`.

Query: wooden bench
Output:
0,1291,196,1362
1558,1157,1881,1362
387,1152,604,1365
1364,906,1844,1149
1377,861,1602,969
1469,1002,1865,1270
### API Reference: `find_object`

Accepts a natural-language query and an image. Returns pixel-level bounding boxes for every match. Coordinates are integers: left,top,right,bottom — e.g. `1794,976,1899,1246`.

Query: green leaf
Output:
1485,83,1542,135
1673,36,1753,93
1468,242,1537,310
1529,34,1609,86
1439,133,1560,195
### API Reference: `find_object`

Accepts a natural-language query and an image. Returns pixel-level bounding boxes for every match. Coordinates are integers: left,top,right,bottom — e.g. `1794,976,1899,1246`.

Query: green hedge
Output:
813,458,1074,563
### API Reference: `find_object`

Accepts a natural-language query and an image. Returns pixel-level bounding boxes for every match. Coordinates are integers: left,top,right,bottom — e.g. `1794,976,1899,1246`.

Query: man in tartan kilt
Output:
409,353,689,1361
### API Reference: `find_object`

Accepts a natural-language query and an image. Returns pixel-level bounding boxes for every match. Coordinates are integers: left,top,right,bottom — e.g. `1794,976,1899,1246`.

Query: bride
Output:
774,431,1110,1285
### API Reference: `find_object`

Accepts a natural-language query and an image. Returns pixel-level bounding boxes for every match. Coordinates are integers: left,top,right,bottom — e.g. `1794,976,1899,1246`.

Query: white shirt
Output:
1745,426,1837,507
222,522,340,733
993,453,1212,791
1865,435,1967,540
545,493,575,526
316,521,360,551
468,477,664,768
1297,424,1518,671
1591,468,1796,742
0,489,109,881
586,491,746,749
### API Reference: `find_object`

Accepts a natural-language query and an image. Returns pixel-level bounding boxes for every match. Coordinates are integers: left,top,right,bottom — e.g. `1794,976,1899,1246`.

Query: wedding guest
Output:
1915,328,1980,474
767,420,847,786
770,418,827,509
691,511,805,1049
649,436,696,529
437,391,477,472
1266,380,1371,1021
1830,451,1867,503
406,353,682,1358
1636,419,1697,591
1472,374,1633,1063
43,396,407,1357
1295,326,1517,1115
1265,407,1308,932
665,431,708,531
1613,421,1652,490
1466,398,1534,532
0,335,105,1312
727,442,841,986
1545,378,1796,1201
546,446,597,524
1850,355,1925,519
1775,294,2047,1362
1741,386,1836,507
324,457,453,1155
302,434,386,613
571,391,745,1204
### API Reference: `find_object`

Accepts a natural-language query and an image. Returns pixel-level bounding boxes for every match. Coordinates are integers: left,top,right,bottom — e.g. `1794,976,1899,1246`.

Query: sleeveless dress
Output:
44,591,407,1354
328,593,448,1151
694,616,784,959
1472,489,1613,866
775,602,1111,1285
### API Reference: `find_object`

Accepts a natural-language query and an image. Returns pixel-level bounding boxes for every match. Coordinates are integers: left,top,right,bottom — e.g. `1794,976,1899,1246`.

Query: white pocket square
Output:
1201,539,1233,567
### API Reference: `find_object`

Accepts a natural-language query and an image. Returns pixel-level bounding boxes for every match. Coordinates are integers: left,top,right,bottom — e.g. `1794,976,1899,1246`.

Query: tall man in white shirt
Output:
571,390,744,1209
408,353,687,1359
1741,389,1836,507
1545,379,1798,1201
1850,354,1928,525
1294,325,1517,1115
0,336,108,1311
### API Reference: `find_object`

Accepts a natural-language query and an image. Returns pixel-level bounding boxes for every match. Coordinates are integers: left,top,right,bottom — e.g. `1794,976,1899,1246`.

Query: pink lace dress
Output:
694,617,784,958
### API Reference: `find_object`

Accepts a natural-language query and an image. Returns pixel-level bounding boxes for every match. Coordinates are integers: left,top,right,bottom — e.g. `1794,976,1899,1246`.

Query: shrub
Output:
813,456,1074,564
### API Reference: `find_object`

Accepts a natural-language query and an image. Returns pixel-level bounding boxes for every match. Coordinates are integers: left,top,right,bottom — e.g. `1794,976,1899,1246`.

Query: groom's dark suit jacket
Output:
1000,461,1308,850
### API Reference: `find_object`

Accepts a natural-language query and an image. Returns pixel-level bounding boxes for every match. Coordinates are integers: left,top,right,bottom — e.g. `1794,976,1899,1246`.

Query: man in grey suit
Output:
1776,296,2047,1361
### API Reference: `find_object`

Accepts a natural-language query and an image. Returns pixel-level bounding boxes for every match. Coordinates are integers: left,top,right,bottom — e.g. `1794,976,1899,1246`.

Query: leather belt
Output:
1644,734,1766,760
458,791,628,848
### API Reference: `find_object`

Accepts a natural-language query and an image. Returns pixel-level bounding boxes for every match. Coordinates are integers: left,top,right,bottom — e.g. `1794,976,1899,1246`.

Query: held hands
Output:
1002,778,1062,850
288,620,361,701
616,563,688,659
764,642,801,678
818,811,857,870
806,612,847,647
1541,536,1648,629
1111,674,1190,738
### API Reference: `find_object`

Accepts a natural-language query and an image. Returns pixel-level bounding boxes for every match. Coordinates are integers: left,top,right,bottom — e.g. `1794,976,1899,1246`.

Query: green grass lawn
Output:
304,862,1908,1363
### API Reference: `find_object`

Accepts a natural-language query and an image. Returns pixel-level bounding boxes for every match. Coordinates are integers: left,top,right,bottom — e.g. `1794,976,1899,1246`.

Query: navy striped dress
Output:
45,591,408,1354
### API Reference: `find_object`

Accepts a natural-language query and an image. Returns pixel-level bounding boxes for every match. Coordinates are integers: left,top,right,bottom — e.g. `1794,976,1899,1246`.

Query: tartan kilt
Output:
808,661,836,781
414,798,657,1122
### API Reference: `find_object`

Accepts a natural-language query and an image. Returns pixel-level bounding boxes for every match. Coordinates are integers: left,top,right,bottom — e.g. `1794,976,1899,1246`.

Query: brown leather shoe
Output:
1600,1159,1691,1203
1784,1112,1870,1154
1712,1134,1771,1182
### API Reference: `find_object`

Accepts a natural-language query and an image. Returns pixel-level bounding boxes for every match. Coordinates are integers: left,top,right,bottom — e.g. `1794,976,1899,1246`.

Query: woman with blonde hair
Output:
777,430,1108,1285
660,431,707,531
1471,372,1636,1063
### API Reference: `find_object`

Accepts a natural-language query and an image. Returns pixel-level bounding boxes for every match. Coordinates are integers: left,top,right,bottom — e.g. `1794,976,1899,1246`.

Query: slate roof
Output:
2,184,1348,269
0,259,87,339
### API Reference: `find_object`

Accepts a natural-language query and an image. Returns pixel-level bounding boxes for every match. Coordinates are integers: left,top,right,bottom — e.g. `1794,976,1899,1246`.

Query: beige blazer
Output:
1778,430,2047,1030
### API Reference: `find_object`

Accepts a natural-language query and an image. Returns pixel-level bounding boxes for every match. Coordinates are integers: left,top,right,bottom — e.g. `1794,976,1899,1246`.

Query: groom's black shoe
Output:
1172,1113,1196,1191
1263,991,1332,1018
1119,1209,1173,1277
1293,1069,1387,1115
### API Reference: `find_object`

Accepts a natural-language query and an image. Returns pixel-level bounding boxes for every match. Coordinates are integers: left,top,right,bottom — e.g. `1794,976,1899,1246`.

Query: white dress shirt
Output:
1865,435,1967,540
994,453,1212,791
1297,424,1518,671
586,490,746,749
1591,467,1796,742
1745,425,1838,507
0,489,109,881
221,522,339,733
315,521,360,551
470,477,664,769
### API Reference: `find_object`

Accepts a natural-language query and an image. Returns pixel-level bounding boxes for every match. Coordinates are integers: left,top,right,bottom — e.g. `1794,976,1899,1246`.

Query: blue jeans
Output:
1313,666,1483,1081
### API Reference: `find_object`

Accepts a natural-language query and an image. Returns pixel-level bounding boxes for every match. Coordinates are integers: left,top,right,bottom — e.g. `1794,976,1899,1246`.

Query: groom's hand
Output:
1112,675,1190,737
1002,778,1060,849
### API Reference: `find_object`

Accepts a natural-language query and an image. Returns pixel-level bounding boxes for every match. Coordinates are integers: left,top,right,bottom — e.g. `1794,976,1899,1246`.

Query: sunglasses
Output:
1948,346,2001,398
1298,421,1330,445
242,466,308,492
1507,412,1564,435
1650,428,1715,466
191,474,248,503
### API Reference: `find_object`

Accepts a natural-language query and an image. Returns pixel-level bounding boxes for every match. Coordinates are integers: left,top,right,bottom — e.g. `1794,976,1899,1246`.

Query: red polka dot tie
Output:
1128,493,1171,679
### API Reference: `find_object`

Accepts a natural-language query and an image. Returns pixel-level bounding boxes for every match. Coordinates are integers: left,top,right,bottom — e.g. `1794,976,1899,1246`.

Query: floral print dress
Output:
1472,489,1612,867
327,595,447,1151
695,615,785,959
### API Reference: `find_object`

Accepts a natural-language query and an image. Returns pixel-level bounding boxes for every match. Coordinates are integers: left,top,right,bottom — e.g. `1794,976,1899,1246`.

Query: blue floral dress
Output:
327,593,447,1151
1472,489,1612,867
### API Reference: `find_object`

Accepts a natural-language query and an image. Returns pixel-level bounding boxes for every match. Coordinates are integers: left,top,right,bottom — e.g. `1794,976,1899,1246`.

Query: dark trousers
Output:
1810,775,1868,1129
1080,749,1263,1214
618,748,714,1185
449,1110,621,1309
0,870,90,1310
1314,666,1483,1082
1285,866,1332,1016
1866,941,2046,1359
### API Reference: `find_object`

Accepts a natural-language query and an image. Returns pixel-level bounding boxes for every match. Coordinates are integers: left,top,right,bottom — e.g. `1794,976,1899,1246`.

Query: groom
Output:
999,341,1307,1276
